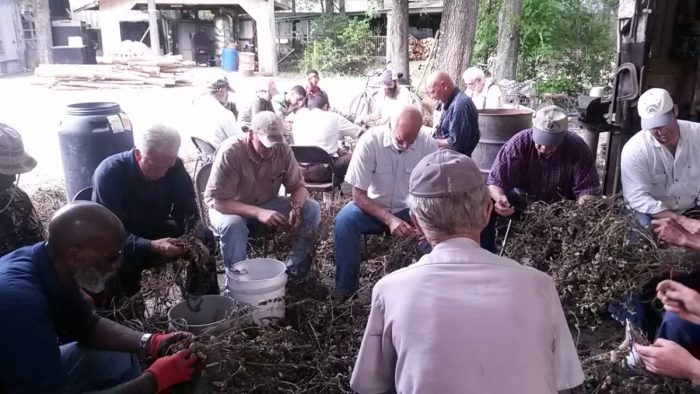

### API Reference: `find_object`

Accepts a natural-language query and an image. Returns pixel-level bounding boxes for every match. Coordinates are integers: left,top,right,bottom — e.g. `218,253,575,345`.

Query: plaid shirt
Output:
487,129,601,203
0,185,44,257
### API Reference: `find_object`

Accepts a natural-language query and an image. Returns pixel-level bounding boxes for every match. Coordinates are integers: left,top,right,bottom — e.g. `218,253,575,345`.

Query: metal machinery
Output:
576,0,700,195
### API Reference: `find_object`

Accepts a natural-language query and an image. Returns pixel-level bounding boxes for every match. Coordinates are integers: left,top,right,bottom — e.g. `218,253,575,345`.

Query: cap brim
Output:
0,153,37,175
641,112,672,130
258,134,284,148
532,128,565,147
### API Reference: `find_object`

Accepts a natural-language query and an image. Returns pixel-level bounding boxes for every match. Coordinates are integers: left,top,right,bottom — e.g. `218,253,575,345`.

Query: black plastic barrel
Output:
472,108,534,179
58,102,134,201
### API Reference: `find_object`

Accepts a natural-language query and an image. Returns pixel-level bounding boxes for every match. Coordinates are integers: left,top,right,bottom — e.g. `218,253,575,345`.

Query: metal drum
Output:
239,52,256,77
472,108,534,179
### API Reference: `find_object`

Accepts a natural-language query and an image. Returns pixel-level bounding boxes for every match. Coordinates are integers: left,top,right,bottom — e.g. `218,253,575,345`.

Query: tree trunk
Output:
434,0,479,89
338,0,345,15
33,0,53,64
493,0,522,81
387,0,409,83
325,0,334,13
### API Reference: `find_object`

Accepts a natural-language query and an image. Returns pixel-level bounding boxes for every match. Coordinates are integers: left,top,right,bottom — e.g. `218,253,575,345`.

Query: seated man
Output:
92,125,218,304
292,92,362,184
483,105,601,252
0,123,44,256
206,111,321,281
462,66,503,109
361,69,419,125
333,106,438,296
237,79,275,126
621,88,700,227
0,202,197,393
306,69,328,101
425,71,480,156
351,150,584,393
191,77,243,148
272,85,307,118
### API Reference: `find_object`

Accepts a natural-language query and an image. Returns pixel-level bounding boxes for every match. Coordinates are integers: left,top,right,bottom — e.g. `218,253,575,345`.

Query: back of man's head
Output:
290,85,307,98
307,92,329,110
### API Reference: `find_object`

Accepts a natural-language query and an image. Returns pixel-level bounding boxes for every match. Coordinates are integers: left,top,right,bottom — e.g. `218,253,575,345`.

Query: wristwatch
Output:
138,333,153,358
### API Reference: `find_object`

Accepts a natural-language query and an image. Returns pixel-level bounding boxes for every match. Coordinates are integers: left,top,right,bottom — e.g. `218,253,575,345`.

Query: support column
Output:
148,0,161,55
239,0,278,75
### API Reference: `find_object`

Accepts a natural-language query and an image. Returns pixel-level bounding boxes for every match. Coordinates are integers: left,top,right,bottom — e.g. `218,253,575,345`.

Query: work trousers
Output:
60,342,141,392
300,151,353,186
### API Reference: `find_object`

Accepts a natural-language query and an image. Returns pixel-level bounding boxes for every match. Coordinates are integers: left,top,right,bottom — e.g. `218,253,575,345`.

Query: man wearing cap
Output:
621,88,700,228
425,71,480,156
206,111,321,281
292,92,362,184
333,106,438,296
0,123,44,257
484,105,600,252
463,67,503,109
238,79,275,127
272,85,307,119
360,69,419,126
191,77,243,148
351,149,584,393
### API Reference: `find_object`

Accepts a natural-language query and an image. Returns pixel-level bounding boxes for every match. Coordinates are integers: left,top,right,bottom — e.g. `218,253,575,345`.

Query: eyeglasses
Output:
103,249,124,262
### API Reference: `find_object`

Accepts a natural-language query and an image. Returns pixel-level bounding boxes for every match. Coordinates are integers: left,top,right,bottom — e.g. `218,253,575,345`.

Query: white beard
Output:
75,268,112,294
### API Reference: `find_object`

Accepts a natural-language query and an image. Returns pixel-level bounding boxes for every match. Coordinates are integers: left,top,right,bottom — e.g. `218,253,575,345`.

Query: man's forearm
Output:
213,199,260,218
353,192,392,226
488,185,507,201
89,372,157,394
290,186,309,208
652,210,679,220
85,317,143,353
435,138,450,148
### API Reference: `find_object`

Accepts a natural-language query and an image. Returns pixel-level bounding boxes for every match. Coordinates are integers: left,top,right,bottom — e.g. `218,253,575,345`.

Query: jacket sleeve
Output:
621,142,666,214
447,99,479,156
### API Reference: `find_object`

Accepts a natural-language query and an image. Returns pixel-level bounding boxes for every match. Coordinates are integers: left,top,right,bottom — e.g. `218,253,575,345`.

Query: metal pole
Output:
148,0,161,55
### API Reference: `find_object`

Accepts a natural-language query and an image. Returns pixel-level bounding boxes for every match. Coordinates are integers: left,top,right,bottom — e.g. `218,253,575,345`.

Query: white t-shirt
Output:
292,108,361,156
621,120,700,215
191,94,243,148
351,237,585,394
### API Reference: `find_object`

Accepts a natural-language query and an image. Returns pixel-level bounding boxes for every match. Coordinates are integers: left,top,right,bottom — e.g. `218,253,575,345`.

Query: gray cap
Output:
208,77,233,92
251,111,285,148
532,105,568,147
409,149,484,197
381,69,398,85
0,123,37,175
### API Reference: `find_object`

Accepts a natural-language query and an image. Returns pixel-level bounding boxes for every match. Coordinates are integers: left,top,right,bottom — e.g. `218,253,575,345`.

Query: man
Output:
621,88,700,227
425,71,480,156
292,92,362,184
93,124,218,304
0,123,44,256
653,216,700,250
0,202,197,393
191,77,243,148
237,79,275,126
306,69,327,99
361,69,419,125
333,106,438,296
206,111,321,280
350,150,584,393
463,66,503,109
272,85,307,118
484,105,601,252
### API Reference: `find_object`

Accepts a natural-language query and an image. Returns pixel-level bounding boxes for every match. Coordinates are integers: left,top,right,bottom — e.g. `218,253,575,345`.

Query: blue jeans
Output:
210,197,321,278
334,202,411,295
658,311,700,358
60,342,141,392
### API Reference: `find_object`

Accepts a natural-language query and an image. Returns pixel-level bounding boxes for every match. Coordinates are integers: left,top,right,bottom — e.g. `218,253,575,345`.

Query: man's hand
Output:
257,209,288,227
675,216,700,236
387,216,415,237
192,238,210,266
148,332,195,358
151,238,186,257
145,349,198,391
635,339,700,383
493,195,515,217
657,280,700,325
652,218,690,247
289,205,302,228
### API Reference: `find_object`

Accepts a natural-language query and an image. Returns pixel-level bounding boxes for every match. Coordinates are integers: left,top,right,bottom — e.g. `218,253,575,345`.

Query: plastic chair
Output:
291,145,339,200
72,186,94,202
191,136,216,176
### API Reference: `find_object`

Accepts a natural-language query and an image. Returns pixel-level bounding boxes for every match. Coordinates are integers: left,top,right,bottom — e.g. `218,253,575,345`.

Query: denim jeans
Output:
210,197,321,279
658,311,700,358
60,342,141,392
334,202,411,295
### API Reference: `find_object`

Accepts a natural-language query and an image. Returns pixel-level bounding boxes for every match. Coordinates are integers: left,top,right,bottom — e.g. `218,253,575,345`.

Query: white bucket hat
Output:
0,123,37,175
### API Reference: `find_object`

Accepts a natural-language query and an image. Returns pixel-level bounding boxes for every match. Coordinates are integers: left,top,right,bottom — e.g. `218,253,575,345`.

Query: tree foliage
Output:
475,0,616,94
299,15,375,75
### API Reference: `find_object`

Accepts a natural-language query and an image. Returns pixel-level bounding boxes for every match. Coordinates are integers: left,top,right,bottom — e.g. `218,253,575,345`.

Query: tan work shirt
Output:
205,134,305,206
351,237,585,394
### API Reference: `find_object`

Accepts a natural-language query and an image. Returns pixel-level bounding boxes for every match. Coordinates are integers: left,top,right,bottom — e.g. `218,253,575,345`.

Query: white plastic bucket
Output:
228,258,288,325
168,295,236,335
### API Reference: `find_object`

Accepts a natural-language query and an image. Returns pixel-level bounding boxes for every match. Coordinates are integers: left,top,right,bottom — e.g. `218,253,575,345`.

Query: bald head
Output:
390,106,424,151
48,202,126,258
425,71,455,104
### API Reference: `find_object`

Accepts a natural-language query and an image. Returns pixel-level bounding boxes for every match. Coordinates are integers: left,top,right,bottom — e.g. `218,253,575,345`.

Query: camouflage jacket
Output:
0,185,44,257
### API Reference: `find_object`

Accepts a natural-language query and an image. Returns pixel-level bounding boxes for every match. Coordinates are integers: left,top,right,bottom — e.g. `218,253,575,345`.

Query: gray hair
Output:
136,124,181,156
408,185,491,238
462,67,485,84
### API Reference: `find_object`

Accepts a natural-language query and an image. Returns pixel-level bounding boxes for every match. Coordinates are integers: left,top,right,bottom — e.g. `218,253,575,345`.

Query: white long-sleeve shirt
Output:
621,120,700,215
292,108,361,156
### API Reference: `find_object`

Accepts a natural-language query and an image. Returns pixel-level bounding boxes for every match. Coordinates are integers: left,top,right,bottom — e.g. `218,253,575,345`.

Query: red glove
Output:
148,332,194,357
145,349,197,392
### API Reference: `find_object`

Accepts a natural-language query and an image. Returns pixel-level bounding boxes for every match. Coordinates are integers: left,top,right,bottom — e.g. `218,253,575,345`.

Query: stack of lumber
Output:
409,35,435,60
33,54,196,89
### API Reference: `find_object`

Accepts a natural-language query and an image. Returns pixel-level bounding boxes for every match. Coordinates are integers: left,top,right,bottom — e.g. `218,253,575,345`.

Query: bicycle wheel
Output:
349,92,372,122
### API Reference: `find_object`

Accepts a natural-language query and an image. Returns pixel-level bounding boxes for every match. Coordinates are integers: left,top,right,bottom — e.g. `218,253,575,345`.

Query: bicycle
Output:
347,66,422,124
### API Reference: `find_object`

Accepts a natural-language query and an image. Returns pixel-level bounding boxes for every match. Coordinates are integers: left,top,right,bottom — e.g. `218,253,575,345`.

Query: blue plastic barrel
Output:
222,48,239,71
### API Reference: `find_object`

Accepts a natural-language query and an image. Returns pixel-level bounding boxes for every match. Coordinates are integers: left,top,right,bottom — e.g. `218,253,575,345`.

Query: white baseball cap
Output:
638,88,674,130
532,105,568,147
0,123,37,175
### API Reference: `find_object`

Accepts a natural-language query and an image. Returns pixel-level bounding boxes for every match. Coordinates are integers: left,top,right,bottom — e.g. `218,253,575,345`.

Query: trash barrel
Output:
221,47,239,71
239,52,255,77
58,102,134,201
472,108,534,179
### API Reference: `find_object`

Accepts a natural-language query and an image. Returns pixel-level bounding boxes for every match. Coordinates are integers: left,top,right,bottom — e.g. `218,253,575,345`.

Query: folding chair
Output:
72,186,94,202
291,145,340,201
191,136,216,176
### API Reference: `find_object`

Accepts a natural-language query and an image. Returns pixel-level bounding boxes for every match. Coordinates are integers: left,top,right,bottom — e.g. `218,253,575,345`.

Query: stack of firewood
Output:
409,36,435,60
33,53,196,89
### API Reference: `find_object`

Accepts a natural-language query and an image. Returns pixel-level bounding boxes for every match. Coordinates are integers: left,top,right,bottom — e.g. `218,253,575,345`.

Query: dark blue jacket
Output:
0,243,98,392
435,88,480,156
92,149,199,260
